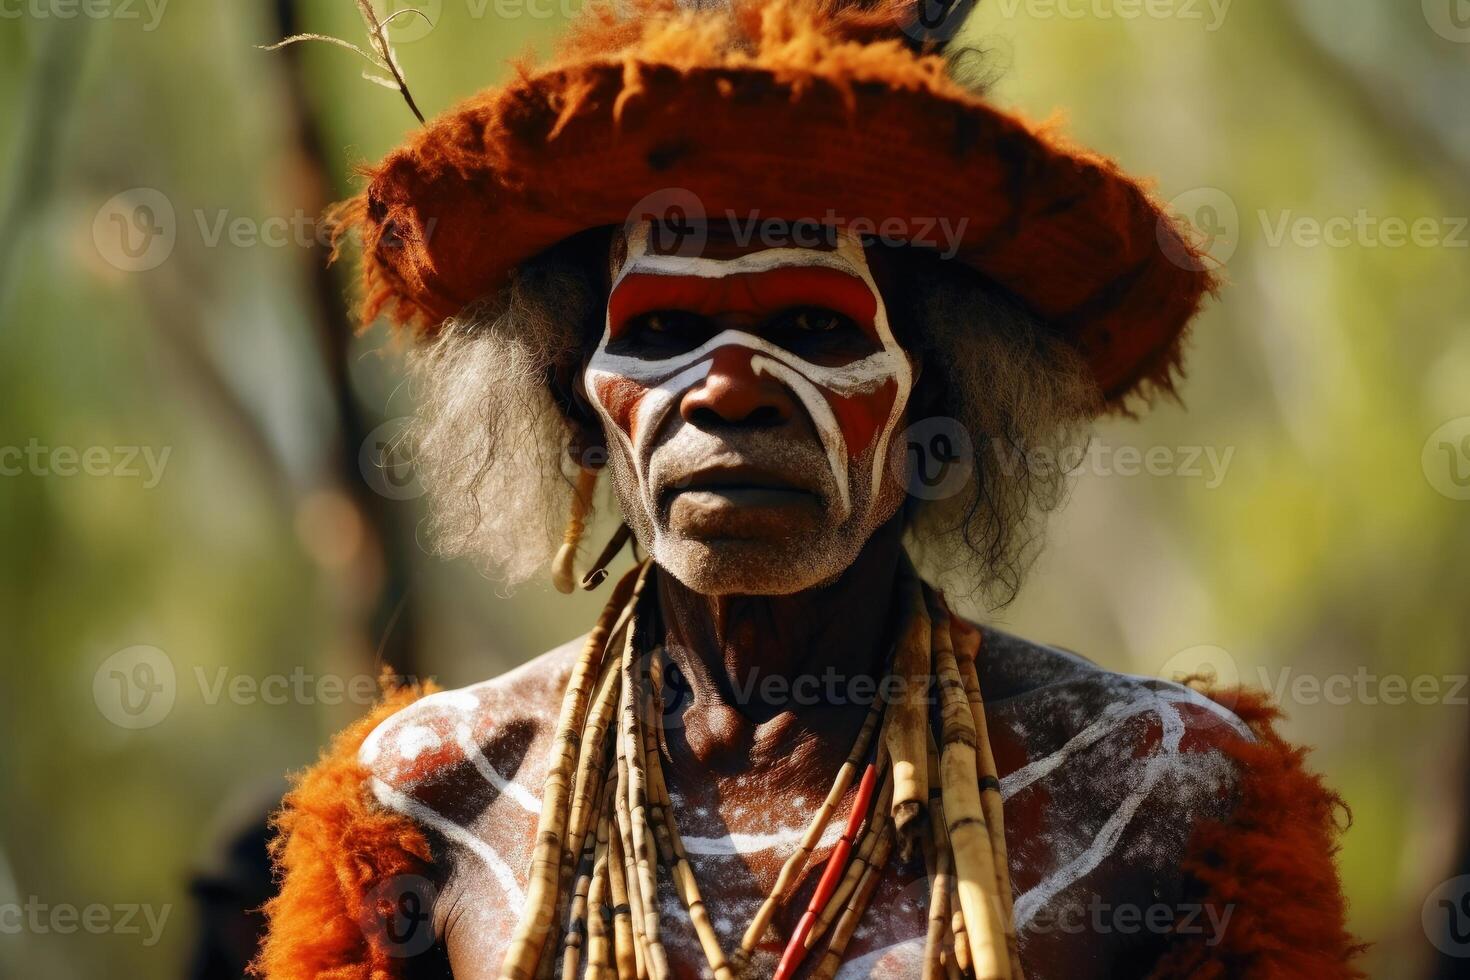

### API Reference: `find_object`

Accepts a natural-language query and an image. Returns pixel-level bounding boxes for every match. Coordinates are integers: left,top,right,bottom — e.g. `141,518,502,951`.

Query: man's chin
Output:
650,531,857,597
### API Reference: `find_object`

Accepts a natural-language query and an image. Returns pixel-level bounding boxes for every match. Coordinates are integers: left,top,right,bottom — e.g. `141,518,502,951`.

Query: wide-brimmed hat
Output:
337,0,1217,409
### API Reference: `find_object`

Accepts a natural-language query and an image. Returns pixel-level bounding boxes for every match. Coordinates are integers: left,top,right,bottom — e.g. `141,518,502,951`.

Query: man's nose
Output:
680,346,798,428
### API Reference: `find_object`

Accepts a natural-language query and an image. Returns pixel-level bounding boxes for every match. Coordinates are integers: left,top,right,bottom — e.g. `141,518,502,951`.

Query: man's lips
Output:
660,464,822,510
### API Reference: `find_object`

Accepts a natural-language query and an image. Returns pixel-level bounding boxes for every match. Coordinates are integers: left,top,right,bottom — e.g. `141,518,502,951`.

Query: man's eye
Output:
610,311,714,355
787,309,847,333
628,311,698,335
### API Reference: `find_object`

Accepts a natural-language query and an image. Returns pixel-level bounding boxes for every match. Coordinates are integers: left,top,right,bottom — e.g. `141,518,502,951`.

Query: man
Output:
255,1,1360,977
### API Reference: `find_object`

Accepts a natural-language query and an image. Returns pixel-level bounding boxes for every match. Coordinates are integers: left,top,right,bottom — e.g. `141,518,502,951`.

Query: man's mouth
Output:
660,464,822,514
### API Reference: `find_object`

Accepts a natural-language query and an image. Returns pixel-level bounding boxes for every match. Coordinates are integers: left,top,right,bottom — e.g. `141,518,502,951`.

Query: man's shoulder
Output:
978,627,1255,921
977,623,1254,749
976,625,1253,835
358,635,587,809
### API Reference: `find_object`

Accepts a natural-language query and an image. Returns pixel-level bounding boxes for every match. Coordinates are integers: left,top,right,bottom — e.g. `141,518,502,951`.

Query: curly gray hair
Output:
405,237,1098,605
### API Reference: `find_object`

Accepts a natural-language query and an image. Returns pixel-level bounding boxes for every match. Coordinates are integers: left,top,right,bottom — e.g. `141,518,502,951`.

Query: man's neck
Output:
654,514,905,784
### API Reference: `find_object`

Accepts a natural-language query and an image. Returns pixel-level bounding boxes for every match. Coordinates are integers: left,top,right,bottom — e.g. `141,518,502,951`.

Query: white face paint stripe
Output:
588,329,900,396
626,359,714,493
750,354,851,518
608,223,907,391
585,329,898,520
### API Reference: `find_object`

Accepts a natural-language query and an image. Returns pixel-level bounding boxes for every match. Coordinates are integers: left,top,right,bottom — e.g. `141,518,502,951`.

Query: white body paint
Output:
352,633,1250,974
368,776,528,907
833,936,926,979
678,819,846,858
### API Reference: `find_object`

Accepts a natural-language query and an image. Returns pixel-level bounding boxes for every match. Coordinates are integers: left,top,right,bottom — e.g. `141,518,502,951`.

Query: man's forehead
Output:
610,220,874,285
643,219,842,258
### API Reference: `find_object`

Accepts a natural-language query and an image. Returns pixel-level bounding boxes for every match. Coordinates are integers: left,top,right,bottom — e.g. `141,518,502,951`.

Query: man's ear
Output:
550,358,608,470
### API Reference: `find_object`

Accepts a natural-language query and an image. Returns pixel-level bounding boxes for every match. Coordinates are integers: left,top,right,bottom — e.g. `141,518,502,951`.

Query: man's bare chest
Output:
435,773,934,978
362,638,1246,979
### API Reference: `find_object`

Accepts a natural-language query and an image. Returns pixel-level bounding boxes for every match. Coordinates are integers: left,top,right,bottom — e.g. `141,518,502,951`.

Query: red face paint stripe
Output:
590,375,646,442
608,266,880,338
825,380,898,459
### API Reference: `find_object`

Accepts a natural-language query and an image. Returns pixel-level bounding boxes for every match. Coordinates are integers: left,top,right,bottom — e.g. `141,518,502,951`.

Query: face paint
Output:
584,223,914,542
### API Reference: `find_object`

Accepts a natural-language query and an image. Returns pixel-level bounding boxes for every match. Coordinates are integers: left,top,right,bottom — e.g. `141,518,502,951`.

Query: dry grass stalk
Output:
567,653,623,861
952,892,972,978
556,655,623,963
584,806,614,980
942,898,964,980
922,732,955,980
605,813,638,980
259,0,427,123
931,596,1009,980
640,654,735,980
619,625,669,980
886,571,933,859
613,683,650,980
561,813,600,980
951,615,1023,980
500,566,640,980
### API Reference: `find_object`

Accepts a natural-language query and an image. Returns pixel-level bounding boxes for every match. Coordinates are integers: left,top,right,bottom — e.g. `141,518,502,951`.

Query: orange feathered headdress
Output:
335,0,1219,411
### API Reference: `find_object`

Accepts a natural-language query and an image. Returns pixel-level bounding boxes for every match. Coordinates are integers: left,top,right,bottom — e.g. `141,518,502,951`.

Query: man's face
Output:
581,222,915,595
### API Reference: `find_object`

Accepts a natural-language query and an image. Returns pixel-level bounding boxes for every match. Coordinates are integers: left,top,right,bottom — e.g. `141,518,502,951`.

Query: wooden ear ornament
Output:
552,466,600,594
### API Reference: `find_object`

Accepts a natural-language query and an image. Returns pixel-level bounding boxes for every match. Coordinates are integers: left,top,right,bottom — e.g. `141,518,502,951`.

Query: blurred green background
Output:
1,0,1467,976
